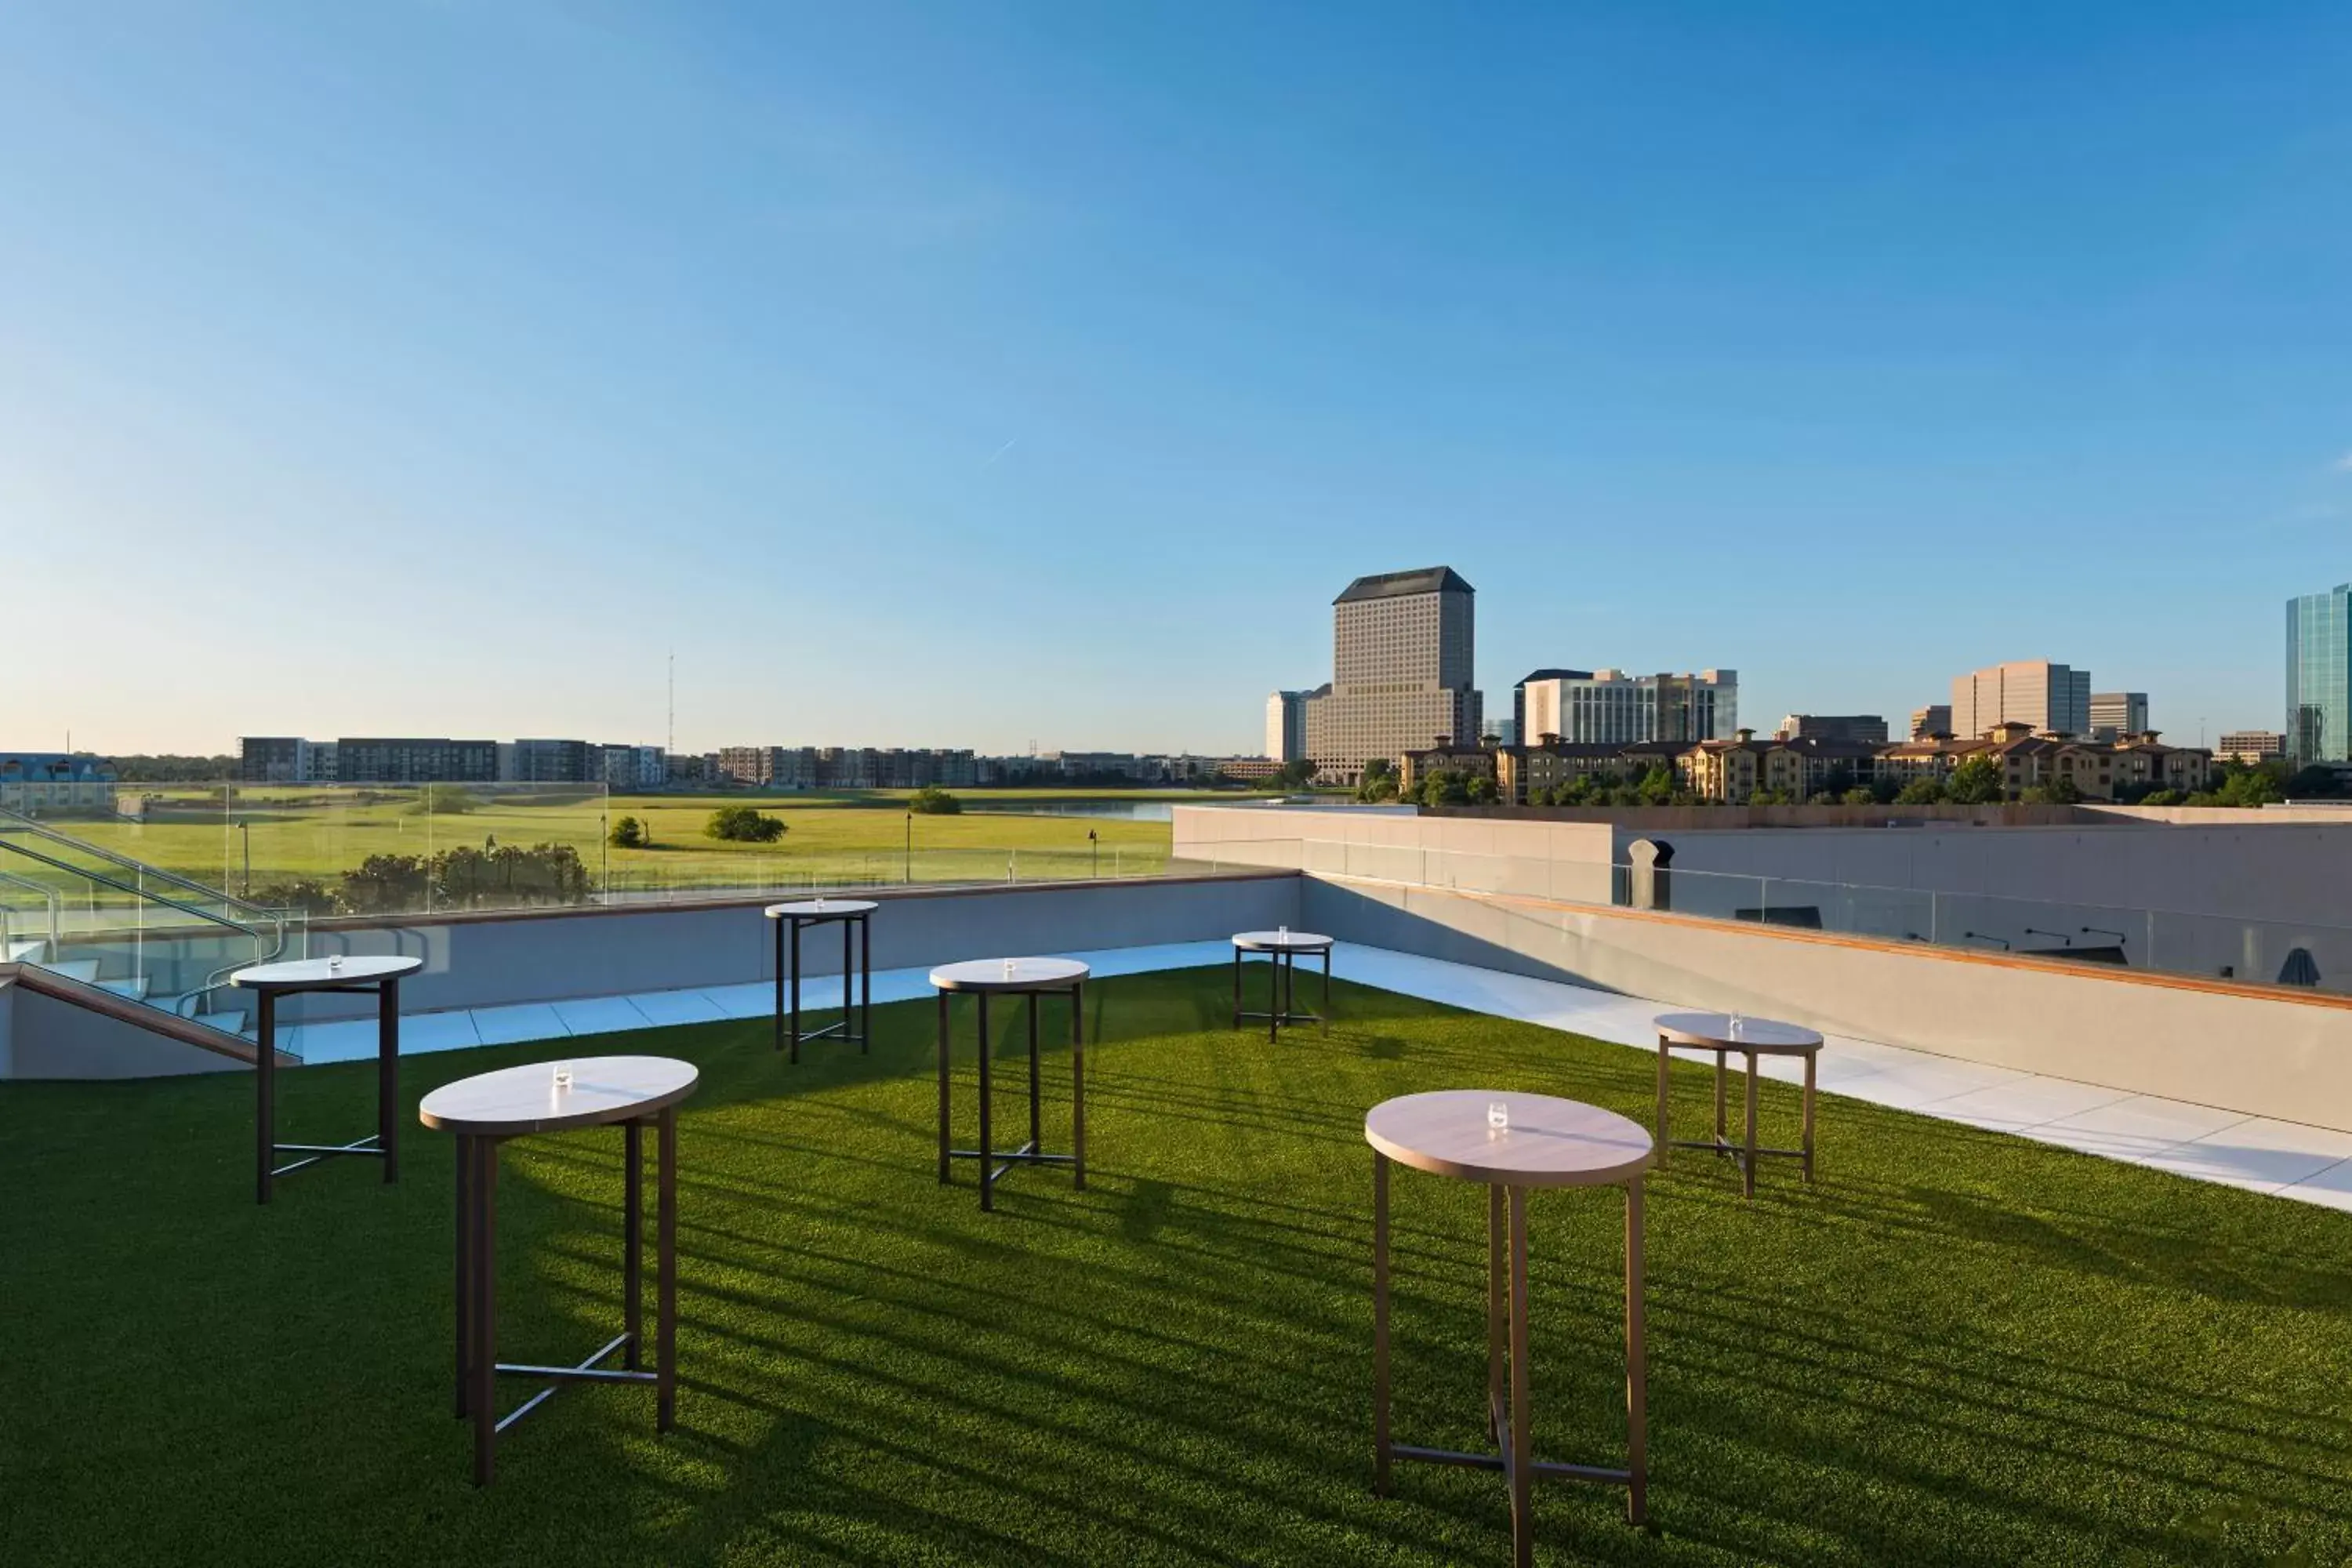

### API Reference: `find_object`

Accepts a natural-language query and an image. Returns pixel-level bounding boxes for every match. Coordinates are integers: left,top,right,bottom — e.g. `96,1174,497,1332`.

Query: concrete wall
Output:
1301,876,2352,1134
5,979,248,1080
1174,804,1621,903
278,873,1302,1024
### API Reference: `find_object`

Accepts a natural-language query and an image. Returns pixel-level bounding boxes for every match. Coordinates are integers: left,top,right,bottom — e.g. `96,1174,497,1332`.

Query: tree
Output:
2212,764,2284,809
1749,786,1795,805
2138,789,2186,806
1278,758,1318,789
608,815,646,848
1356,760,1399,804
2021,775,2082,805
1841,787,1876,805
706,805,787,843
1944,755,2003,804
1893,776,1946,805
1636,764,1677,806
907,785,963,815
1465,775,1497,806
1418,768,1471,808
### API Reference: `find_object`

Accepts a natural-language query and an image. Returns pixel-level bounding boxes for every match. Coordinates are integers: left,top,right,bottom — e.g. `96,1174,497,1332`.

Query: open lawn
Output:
50,789,1179,908
5,969,2349,1566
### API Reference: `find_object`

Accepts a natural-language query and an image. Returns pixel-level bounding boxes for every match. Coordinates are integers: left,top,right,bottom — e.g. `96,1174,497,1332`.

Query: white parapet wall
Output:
1302,876,2352,1134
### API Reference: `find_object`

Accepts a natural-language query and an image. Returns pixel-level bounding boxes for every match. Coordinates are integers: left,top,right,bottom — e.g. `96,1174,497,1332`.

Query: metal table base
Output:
775,908,873,1063
1654,1037,1817,1199
936,984,1086,1212
1373,1155,1648,1557
454,1110,677,1486
252,977,402,1206
1232,944,1331,1040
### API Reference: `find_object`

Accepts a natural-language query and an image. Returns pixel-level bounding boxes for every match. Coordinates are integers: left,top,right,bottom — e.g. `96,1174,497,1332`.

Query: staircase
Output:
0,807,303,1044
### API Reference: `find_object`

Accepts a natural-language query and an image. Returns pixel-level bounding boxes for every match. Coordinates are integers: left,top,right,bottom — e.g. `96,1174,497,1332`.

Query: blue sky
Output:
7,2,2350,756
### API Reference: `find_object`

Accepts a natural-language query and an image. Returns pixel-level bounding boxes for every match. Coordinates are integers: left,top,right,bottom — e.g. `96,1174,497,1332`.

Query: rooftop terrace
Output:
10,958,2352,1566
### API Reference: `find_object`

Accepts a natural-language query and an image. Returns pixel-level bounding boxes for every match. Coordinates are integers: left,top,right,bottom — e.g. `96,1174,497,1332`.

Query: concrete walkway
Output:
284,938,2352,1213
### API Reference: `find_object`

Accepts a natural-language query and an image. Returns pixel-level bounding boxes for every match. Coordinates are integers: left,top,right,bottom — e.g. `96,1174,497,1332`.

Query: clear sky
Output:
8,2,2350,757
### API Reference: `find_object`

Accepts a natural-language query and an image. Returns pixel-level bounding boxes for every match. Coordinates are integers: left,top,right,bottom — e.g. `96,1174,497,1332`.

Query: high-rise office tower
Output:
2287,584,2352,761
2088,692,2149,742
1305,568,1477,780
1265,691,1312,763
1949,662,2092,740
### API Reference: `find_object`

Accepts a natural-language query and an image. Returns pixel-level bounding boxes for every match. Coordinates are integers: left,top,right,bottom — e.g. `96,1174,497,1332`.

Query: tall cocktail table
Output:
230,954,422,1205
1652,1011,1823,1198
1367,1090,1652,1560
1231,929,1332,1040
765,898,875,1062
931,957,1087,1212
419,1054,698,1486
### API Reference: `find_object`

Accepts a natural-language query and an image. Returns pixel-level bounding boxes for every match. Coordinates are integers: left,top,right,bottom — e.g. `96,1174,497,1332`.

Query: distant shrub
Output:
706,805,787,843
405,784,481,816
250,878,344,916
906,786,963,815
608,815,646,848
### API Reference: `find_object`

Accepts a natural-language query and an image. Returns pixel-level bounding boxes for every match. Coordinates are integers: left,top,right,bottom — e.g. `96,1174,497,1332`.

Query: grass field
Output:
5,968,2349,1566
46,788,1185,907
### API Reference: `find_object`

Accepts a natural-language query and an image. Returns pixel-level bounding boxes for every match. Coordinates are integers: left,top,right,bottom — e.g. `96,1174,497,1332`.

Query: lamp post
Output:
235,819,250,898
1088,827,1099,879
904,809,913,885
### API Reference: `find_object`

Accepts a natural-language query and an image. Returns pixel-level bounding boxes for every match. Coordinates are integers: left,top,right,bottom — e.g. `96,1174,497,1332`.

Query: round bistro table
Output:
765,898,876,1062
931,957,1088,1212
1230,930,1333,1040
1367,1090,1653,1562
1652,1011,1824,1198
419,1054,699,1486
230,955,423,1205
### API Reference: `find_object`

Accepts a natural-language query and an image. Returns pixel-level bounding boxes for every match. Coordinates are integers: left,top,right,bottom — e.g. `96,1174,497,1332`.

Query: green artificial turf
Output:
5,969,2350,1566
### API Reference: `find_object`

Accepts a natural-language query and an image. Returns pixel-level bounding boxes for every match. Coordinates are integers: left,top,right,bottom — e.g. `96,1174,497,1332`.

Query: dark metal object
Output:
1232,942,1332,1039
1371,1149,1648,1553
453,1109,678,1486
772,905,873,1062
1654,1033,1818,1196
935,979,1086,1212
249,974,402,1205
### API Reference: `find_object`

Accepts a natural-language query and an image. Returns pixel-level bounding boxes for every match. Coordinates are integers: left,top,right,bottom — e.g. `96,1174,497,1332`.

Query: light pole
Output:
1088,827,1099,879
235,819,250,898
904,810,913,884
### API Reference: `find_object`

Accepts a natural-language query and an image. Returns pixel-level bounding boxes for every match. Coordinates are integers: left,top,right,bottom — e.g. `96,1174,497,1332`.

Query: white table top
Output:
419,1054,699,1137
1232,930,1334,952
929,956,1091,993
1365,1091,1653,1188
766,898,879,918
230,955,423,991
1653,1011,1824,1054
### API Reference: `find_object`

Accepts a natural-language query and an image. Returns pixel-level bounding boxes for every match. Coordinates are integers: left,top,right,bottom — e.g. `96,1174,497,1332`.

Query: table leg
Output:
788,918,802,1065
1508,1185,1533,1568
977,992,993,1213
1802,1051,1817,1183
624,1118,643,1371
379,977,400,1183
936,991,952,1184
1713,1051,1726,1152
772,916,786,1055
1653,1034,1671,1171
1231,945,1241,1029
1371,1149,1390,1496
472,1136,499,1486
1744,1050,1760,1199
658,1106,677,1432
255,989,276,1206
1027,993,1042,1152
1323,946,1332,1024
1071,982,1086,1192
454,1133,471,1418
1486,1184,1506,1440
1627,1177,1647,1526
860,913,872,1054
1268,953,1279,1044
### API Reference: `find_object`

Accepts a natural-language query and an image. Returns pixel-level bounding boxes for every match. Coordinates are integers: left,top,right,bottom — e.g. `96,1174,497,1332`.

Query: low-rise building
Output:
0,753,120,813
1776,714,1889,746
2219,731,2287,765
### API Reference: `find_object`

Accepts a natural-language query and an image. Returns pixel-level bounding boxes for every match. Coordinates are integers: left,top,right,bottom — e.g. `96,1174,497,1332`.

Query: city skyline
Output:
12,5,2352,754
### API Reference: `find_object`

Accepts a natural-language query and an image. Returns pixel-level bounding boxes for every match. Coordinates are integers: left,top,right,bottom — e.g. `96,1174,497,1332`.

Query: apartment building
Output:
335,737,498,783
0,753,120,813
1305,567,1478,783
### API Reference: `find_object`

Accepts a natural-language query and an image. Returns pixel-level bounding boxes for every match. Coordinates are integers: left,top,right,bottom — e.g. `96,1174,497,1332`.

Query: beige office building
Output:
1951,660,2092,739
2089,691,2149,742
1305,567,1477,781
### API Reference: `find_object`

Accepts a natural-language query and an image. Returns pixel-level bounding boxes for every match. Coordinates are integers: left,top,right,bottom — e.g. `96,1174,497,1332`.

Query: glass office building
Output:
2286,585,2352,762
